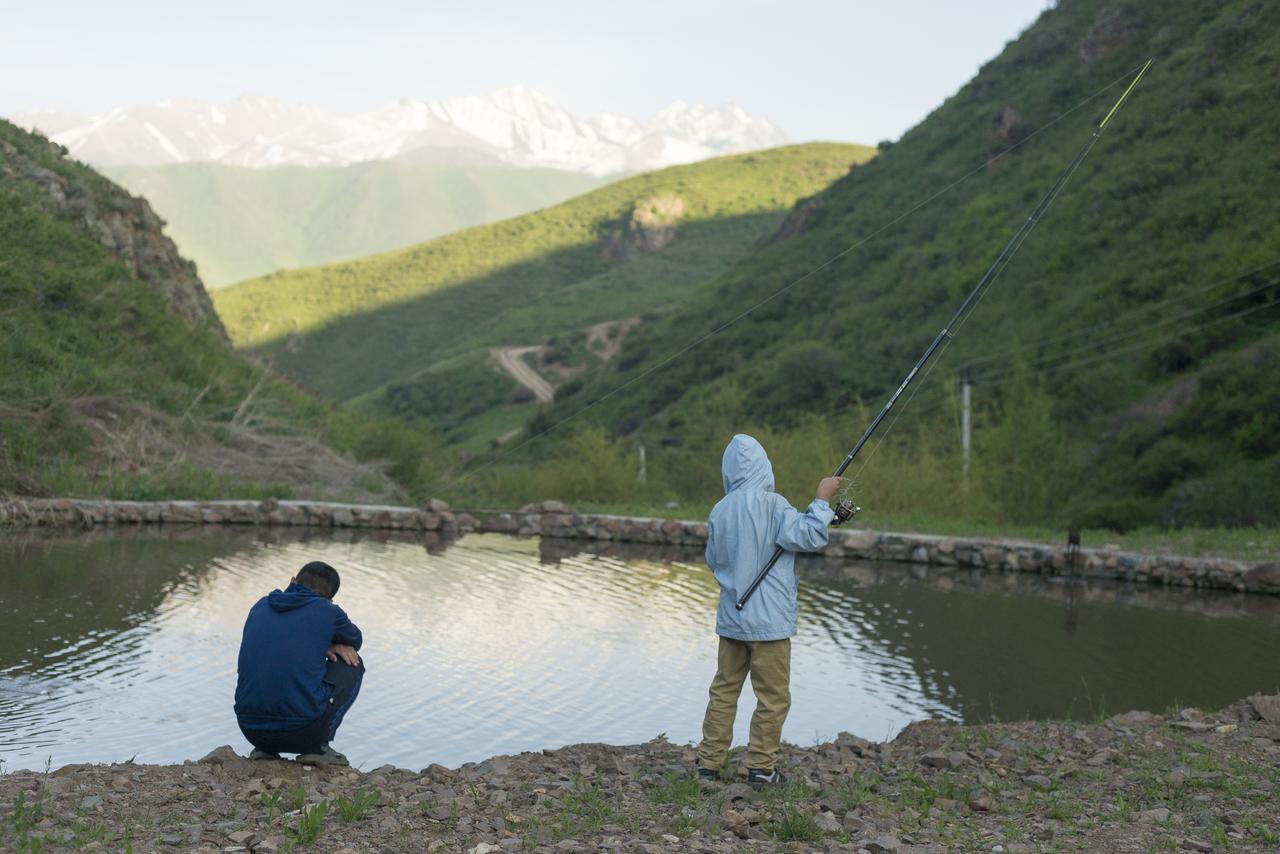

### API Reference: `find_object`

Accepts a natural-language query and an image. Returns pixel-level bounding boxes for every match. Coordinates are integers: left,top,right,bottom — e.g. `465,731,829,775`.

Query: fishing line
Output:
969,278,1280,382
975,292,1280,383
735,59,1155,611
848,119,1103,481
962,258,1280,369
439,63,1152,492
849,276,1280,427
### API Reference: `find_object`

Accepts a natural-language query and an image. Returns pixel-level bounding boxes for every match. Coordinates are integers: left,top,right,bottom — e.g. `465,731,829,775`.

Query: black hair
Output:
296,561,341,599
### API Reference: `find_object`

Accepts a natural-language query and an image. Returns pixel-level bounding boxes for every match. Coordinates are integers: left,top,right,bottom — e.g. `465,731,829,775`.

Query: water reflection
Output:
2,527,1279,772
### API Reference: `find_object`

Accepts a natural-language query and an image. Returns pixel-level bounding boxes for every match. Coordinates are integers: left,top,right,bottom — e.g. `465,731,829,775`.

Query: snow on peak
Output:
9,88,789,175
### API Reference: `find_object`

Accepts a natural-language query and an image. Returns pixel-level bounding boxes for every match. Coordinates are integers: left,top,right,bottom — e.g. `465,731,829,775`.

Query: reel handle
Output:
831,498,860,526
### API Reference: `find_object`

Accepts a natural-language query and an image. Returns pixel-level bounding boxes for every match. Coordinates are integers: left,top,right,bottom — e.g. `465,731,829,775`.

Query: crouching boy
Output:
234,561,365,765
697,434,839,786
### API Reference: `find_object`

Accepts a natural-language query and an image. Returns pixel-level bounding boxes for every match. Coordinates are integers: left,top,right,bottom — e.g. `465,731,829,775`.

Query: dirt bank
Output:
2,696,1277,852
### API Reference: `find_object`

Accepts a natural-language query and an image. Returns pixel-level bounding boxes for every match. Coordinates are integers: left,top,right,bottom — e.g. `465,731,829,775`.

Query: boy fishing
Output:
697,434,839,785
234,560,365,765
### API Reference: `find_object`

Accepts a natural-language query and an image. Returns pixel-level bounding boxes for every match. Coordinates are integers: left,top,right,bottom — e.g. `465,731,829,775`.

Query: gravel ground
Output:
2,695,1278,853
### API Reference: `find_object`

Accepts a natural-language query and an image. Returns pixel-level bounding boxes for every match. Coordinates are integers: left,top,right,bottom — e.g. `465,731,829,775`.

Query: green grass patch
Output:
333,788,381,823
646,772,705,808
765,806,823,842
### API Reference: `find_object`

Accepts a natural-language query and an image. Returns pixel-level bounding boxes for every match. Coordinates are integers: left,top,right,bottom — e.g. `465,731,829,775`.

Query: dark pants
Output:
240,659,364,755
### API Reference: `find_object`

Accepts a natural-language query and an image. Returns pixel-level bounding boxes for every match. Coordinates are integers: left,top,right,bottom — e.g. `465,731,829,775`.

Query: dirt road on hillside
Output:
492,347,554,402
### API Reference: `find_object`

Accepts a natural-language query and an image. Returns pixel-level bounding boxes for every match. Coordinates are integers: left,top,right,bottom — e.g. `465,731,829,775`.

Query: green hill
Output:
214,143,872,445
106,161,603,287
0,120,444,501
510,0,1279,530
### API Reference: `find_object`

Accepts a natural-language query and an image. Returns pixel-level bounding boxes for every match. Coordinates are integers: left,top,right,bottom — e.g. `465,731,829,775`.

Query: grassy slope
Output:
491,0,1280,530
214,143,872,411
0,120,444,501
107,161,603,287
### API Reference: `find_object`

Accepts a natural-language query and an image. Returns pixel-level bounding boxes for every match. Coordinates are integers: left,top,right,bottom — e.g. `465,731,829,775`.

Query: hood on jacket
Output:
267,581,327,612
721,434,775,495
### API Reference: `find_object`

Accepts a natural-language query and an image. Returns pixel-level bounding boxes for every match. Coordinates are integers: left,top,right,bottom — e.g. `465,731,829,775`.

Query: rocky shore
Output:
2,696,1277,852
3,497,1277,596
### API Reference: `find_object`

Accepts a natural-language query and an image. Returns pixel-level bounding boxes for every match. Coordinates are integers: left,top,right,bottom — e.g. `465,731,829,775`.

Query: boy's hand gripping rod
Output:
735,60,1152,612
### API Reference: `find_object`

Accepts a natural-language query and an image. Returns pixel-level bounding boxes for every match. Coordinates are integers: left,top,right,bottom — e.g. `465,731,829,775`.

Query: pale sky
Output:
1,0,1054,143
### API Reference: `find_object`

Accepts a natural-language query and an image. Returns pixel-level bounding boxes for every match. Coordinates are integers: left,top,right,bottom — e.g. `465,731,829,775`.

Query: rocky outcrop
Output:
602,195,684,261
0,120,226,338
2,497,1274,596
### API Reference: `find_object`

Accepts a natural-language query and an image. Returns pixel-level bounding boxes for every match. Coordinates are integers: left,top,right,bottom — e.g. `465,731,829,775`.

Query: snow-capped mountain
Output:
11,86,788,176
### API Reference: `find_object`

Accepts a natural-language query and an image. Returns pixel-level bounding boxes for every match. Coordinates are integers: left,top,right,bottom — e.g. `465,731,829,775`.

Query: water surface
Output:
3,527,1278,771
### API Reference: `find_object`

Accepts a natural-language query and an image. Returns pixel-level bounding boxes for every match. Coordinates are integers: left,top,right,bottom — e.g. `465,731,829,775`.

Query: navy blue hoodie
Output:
234,582,363,731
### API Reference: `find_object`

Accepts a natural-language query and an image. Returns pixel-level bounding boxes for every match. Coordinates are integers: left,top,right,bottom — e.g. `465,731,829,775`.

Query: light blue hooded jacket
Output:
707,434,834,642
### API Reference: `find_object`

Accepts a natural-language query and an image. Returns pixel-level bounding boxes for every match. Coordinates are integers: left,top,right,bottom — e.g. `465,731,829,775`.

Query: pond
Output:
3,527,1279,772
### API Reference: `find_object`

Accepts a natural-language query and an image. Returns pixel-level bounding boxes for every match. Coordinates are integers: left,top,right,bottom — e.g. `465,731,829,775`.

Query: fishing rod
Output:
735,59,1153,612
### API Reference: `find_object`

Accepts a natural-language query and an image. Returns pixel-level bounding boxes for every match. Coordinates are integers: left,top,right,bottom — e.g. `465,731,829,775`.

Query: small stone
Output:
1085,750,1113,766
843,810,866,832
969,791,994,811
1165,770,1186,788
720,808,750,839
865,834,902,853
228,831,257,847
722,782,754,801
1251,693,1280,723
255,837,285,853
470,844,501,854
1171,721,1214,733
1109,710,1154,725
78,795,102,810
920,750,952,769
1022,774,1052,791
1137,807,1172,823
813,810,841,832
52,763,90,778
199,745,241,765
1180,840,1212,852
660,835,680,844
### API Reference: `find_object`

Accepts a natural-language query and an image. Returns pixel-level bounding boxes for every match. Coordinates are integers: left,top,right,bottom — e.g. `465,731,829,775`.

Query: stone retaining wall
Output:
2,497,1277,595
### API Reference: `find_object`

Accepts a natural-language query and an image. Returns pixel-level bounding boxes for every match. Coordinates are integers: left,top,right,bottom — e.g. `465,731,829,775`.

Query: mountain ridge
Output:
12,86,789,176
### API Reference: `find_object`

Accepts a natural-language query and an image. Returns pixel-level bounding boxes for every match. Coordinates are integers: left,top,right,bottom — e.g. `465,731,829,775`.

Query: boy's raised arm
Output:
775,477,839,552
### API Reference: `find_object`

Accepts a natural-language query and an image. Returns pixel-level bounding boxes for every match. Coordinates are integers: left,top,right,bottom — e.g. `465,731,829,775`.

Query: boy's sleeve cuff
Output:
807,499,836,523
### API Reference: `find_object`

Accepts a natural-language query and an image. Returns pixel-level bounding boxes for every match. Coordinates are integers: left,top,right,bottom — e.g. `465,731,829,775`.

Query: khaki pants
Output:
697,637,791,772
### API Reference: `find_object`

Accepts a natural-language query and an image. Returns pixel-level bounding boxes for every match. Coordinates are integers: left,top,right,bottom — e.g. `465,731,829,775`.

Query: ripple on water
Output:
3,528,1280,770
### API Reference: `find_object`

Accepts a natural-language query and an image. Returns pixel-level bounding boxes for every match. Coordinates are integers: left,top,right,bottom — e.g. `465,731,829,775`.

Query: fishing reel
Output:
831,498,860,526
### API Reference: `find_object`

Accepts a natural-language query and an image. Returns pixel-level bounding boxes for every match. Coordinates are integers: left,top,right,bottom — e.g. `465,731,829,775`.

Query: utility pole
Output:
637,444,647,484
961,373,971,488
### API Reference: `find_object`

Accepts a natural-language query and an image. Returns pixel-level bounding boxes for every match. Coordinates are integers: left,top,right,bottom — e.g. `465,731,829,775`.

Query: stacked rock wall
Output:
2,497,1276,595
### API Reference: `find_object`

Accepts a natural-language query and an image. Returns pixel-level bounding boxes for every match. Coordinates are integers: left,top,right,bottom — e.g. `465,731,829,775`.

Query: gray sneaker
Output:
297,744,349,766
248,748,281,761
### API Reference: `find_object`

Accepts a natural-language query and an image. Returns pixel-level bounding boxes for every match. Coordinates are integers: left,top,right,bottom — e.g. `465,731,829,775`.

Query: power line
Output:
867,291,1280,425
962,258,1280,369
